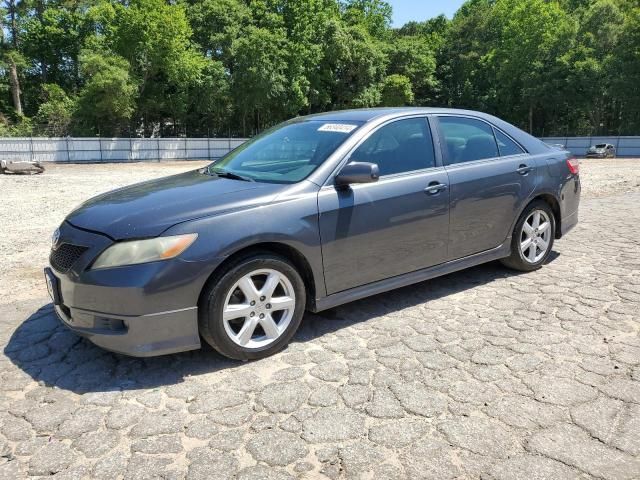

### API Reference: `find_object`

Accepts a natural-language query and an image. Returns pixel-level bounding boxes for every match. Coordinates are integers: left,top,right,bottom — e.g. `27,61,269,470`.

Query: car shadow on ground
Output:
4,254,559,395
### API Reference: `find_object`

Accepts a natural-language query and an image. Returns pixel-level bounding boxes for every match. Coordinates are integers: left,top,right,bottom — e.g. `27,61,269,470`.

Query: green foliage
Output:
610,4,640,131
35,84,75,136
342,0,393,38
438,0,640,135
490,0,577,132
315,22,386,109
380,74,414,106
186,0,251,64
0,0,639,136
386,34,438,105
73,51,137,136
230,25,305,134
0,116,34,137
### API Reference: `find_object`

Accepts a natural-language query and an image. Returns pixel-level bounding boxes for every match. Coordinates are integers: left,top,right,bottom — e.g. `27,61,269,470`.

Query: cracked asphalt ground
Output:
1,159,639,479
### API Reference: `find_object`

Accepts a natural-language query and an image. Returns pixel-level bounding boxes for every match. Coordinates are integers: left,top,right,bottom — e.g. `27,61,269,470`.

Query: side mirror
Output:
335,162,380,187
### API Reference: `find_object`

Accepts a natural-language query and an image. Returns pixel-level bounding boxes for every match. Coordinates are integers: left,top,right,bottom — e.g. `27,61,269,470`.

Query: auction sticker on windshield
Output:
318,123,358,133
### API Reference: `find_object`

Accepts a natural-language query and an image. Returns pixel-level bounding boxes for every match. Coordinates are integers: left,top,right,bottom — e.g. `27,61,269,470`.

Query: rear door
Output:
435,115,537,260
318,116,450,295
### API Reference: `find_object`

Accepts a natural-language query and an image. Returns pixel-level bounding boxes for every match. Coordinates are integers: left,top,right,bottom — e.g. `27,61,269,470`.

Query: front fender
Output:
164,183,326,298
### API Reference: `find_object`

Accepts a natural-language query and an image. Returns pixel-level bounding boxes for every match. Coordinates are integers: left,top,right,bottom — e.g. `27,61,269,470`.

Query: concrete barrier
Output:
0,136,638,164
0,137,248,163
541,136,640,157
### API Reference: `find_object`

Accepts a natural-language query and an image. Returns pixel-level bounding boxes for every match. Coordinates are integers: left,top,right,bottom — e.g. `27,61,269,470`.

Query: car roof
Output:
300,107,492,123
296,107,551,157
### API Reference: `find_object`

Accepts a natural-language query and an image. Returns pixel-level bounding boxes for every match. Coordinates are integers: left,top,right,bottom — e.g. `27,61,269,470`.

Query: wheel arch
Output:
533,193,562,239
510,192,562,242
197,242,319,312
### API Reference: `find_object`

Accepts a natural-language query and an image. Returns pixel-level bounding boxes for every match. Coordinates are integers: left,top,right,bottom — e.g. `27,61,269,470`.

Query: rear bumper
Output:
558,173,581,239
53,303,200,357
561,209,579,236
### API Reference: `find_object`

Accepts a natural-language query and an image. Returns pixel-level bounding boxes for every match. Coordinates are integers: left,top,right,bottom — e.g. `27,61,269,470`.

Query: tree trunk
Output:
242,112,246,138
8,57,23,116
529,104,533,134
9,0,18,47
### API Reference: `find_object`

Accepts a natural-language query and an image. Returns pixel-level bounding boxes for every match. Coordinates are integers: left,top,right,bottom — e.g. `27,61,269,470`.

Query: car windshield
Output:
207,120,363,184
595,144,607,148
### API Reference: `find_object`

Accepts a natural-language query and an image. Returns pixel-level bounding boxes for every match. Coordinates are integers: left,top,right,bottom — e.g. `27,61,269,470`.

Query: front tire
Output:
501,200,556,272
199,253,306,360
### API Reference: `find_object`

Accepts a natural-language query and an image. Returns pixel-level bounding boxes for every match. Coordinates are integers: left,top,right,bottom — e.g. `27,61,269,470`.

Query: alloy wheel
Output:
222,269,296,349
519,209,552,264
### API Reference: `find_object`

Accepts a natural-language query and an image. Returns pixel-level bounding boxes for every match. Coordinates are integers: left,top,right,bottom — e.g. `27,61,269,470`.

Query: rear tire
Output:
500,200,555,272
199,253,306,360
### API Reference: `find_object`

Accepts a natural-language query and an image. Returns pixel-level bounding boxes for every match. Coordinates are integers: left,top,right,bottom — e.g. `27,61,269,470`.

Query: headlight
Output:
91,234,198,270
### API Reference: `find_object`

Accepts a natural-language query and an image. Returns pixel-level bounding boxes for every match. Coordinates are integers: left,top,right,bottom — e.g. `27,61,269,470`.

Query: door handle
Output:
425,182,448,195
517,165,534,175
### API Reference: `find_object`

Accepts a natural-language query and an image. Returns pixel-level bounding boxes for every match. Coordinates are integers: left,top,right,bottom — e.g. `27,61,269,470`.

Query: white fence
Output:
541,136,640,157
0,137,248,163
0,136,638,164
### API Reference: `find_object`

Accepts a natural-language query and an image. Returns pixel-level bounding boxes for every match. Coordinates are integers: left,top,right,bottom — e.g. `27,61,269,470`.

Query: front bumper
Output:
52,300,200,357
586,152,606,158
46,222,221,357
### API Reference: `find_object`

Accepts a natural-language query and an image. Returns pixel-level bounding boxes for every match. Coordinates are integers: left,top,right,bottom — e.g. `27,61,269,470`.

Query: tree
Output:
387,34,438,105
186,0,251,65
399,14,449,41
184,59,232,136
342,0,392,39
95,0,208,135
562,0,624,135
1,0,27,117
312,21,386,110
230,25,304,135
490,0,577,134
35,83,74,135
0,0,638,137
3,50,24,115
73,51,137,136
380,74,413,106
438,0,498,112
21,3,91,95
611,5,640,133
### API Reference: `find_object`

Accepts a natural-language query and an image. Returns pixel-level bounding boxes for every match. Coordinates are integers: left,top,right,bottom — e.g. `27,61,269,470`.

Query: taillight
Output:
567,157,580,175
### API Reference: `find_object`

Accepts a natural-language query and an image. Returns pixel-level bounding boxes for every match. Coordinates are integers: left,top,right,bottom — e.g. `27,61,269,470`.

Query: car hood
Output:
66,169,286,239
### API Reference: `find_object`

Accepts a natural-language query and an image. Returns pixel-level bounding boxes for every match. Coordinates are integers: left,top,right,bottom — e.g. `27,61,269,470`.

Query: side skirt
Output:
311,241,511,313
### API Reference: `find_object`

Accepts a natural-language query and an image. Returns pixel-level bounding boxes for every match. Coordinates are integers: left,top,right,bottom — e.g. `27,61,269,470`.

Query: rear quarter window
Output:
495,130,525,156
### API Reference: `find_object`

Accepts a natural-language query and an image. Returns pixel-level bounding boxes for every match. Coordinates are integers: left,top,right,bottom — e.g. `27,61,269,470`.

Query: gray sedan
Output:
45,108,581,360
586,143,616,158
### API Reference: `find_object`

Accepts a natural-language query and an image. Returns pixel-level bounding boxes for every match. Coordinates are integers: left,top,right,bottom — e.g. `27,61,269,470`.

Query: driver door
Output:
318,117,450,295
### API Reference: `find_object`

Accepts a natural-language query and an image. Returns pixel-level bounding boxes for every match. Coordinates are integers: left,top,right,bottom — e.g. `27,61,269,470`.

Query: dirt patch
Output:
578,157,640,198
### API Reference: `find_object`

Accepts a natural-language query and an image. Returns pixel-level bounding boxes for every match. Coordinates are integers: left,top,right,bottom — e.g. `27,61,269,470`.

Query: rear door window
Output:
438,116,499,164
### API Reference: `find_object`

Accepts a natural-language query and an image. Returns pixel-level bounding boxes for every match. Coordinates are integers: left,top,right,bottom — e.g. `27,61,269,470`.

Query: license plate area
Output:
44,268,62,306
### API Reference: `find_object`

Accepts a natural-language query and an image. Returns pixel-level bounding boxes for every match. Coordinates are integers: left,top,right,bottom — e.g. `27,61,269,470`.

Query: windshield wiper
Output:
208,168,255,182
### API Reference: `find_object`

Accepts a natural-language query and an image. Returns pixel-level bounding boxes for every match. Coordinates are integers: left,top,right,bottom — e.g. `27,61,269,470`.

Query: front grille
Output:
50,243,89,273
